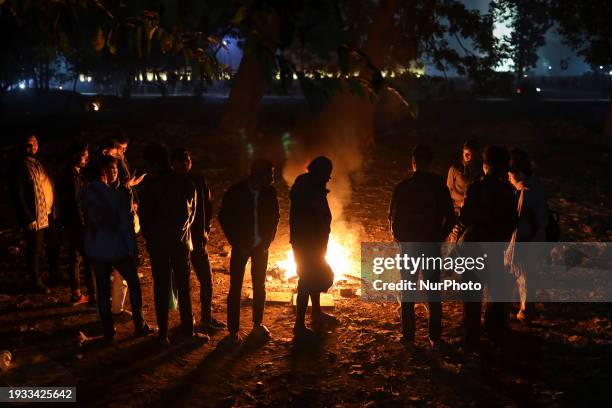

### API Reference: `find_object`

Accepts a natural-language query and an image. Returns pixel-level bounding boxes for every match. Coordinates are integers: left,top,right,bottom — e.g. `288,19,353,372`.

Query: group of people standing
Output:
9,132,547,349
390,141,549,349
8,133,339,346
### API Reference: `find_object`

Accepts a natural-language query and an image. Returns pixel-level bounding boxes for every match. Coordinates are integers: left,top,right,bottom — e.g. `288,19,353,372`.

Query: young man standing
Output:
171,148,226,333
389,145,455,349
57,142,95,305
459,145,518,347
9,133,62,293
138,144,206,346
290,156,339,340
219,159,279,346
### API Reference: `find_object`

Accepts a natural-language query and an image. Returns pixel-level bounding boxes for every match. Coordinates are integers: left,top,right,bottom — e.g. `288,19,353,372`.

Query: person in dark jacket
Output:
9,133,62,293
290,156,338,340
218,159,279,347
81,156,153,343
138,143,206,346
389,145,455,349
171,148,226,333
110,136,145,315
57,142,95,305
87,138,132,316
459,145,518,347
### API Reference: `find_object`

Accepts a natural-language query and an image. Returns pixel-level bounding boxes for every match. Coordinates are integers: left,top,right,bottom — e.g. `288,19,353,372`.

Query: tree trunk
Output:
215,10,281,143
216,50,270,142
64,74,79,112
605,98,612,138
44,62,50,90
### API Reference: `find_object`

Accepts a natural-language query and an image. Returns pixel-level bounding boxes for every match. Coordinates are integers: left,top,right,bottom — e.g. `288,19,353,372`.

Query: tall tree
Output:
491,0,551,81
0,0,105,93
553,0,612,136
217,0,495,140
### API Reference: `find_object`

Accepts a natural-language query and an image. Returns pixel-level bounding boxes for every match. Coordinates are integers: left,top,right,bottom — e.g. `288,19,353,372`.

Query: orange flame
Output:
276,231,359,282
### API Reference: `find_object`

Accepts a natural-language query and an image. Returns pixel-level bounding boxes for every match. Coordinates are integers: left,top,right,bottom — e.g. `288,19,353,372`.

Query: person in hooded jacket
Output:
290,156,340,340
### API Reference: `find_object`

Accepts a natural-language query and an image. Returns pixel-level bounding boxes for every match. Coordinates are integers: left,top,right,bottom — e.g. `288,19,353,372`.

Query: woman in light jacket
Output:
506,149,549,322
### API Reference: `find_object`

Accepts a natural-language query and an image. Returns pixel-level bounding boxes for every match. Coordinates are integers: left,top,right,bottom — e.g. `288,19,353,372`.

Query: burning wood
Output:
275,231,361,282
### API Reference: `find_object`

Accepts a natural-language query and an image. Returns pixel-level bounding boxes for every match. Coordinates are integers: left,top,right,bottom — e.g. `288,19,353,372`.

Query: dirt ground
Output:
0,98,611,407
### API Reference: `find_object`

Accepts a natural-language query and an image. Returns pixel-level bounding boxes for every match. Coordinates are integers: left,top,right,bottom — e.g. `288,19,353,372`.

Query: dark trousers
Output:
191,239,213,324
24,218,60,284
148,241,194,337
227,246,268,334
65,226,95,296
463,294,506,344
93,257,144,338
462,248,506,344
400,243,442,342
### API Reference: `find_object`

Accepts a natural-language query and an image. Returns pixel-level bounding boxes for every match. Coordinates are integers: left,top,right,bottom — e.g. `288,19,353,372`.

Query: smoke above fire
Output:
281,123,366,279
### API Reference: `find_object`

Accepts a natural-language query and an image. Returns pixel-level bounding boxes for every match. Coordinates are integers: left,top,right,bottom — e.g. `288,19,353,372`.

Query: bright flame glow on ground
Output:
277,233,357,282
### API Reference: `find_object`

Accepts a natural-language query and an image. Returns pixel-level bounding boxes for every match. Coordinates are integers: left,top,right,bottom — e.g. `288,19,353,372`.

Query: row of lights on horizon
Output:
13,66,612,91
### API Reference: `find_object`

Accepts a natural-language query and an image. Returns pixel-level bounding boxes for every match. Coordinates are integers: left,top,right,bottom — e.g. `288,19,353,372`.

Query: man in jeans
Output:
389,145,455,349
81,156,153,343
219,159,279,346
171,148,226,333
138,144,206,346
57,142,95,305
9,133,63,293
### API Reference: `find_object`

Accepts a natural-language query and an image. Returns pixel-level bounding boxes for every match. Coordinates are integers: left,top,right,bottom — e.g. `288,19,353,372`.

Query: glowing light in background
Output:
493,17,513,72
